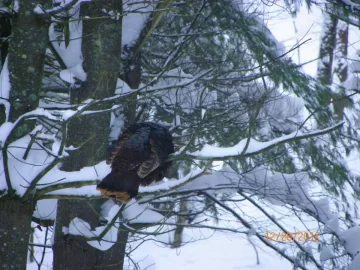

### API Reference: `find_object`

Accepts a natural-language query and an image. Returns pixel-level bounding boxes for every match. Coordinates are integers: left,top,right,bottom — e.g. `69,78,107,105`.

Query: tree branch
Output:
170,122,344,162
238,191,323,269
201,191,310,270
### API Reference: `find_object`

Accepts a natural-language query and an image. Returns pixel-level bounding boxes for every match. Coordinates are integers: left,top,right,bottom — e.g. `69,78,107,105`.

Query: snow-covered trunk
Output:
0,199,34,269
53,1,126,269
7,0,51,139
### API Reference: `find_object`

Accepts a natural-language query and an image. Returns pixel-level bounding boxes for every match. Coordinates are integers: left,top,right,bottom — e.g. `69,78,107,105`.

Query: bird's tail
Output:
96,172,140,203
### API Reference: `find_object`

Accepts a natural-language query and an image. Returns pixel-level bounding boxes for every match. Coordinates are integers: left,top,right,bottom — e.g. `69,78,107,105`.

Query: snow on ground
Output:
28,191,322,270
127,229,291,270
27,227,291,270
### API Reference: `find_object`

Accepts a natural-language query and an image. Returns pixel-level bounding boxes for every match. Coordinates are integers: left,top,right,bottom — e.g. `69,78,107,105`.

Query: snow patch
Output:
123,199,164,224
320,246,333,261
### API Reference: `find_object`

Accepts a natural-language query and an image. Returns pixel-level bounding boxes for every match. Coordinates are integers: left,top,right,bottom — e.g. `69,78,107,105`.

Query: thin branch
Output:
28,243,52,248
238,191,323,269
85,203,126,241
22,158,62,201
39,227,49,269
201,191,310,270
2,148,13,195
132,0,176,57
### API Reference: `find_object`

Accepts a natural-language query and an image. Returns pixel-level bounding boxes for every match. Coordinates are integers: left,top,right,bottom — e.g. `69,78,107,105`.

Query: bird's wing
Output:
109,126,152,173
106,130,133,165
137,139,161,178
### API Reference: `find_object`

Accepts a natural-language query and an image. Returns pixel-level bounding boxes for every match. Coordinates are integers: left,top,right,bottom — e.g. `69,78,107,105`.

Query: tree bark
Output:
317,14,338,87
0,199,34,269
53,1,129,269
172,198,188,248
53,200,128,270
0,1,50,269
7,1,51,139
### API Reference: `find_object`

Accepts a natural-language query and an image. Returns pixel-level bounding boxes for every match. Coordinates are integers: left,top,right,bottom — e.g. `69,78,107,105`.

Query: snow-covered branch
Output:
171,122,344,161
34,0,89,16
37,164,211,200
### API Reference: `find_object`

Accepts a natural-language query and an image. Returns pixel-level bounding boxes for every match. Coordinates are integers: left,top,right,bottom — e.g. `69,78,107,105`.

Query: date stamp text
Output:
266,232,320,242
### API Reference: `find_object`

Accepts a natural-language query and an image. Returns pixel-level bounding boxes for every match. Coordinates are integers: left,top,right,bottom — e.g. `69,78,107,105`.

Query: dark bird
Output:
96,122,174,202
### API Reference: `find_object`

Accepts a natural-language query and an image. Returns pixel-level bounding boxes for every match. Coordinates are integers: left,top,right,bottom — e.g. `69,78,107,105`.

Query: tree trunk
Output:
7,0,51,139
0,12,11,71
0,1,50,269
172,198,188,248
333,21,349,121
316,13,338,125
53,200,128,270
0,199,34,269
317,14,338,93
317,13,338,88
53,1,129,269
317,15,349,122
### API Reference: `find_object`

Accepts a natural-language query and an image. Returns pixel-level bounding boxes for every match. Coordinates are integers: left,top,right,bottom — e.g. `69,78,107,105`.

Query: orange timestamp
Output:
266,232,320,242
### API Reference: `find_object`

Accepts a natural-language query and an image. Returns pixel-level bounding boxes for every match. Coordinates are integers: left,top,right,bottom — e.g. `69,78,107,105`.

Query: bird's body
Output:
96,122,174,202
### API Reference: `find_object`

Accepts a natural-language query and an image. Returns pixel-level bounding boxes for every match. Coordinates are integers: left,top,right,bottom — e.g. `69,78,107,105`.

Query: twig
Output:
238,191,323,269
201,191,310,270
39,227,49,269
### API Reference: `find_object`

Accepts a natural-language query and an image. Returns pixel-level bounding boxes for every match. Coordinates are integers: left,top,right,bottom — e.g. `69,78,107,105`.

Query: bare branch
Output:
201,191,311,270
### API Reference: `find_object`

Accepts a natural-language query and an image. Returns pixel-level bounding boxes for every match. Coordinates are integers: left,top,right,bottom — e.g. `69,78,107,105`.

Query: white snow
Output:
34,0,90,14
323,215,340,234
33,199,57,221
348,253,360,270
0,56,10,121
122,0,153,47
139,168,206,193
115,78,132,94
0,122,14,146
0,134,56,196
127,228,292,270
49,4,84,82
59,63,87,83
68,203,122,251
320,246,334,261
189,123,343,159
339,226,360,256
123,199,164,224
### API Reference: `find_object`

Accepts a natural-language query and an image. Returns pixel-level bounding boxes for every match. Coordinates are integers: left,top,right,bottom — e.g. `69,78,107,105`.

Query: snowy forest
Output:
2,0,360,269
